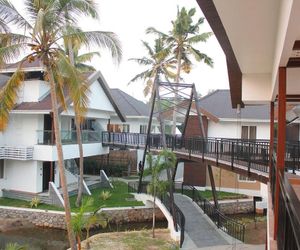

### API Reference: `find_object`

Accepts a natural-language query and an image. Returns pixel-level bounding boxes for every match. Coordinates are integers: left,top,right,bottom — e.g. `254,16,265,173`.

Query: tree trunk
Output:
66,38,85,208
75,111,84,207
152,195,156,238
47,63,77,250
172,48,182,135
76,234,81,250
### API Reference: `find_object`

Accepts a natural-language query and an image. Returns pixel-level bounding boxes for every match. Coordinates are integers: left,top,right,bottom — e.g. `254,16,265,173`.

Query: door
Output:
42,162,51,191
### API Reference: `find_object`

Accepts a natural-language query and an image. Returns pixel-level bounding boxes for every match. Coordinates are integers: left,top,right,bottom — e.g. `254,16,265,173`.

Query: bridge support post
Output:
208,164,219,209
274,67,286,240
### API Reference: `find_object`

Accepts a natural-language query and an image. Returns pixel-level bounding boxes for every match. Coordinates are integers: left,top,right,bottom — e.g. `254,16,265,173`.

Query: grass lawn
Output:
0,181,144,212
81,229,179,250
177,188,247,201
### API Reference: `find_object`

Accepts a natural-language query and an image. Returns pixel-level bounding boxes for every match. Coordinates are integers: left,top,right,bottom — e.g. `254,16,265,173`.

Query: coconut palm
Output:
128,37,175,98
147,7,213,134
0,1,121,249
143,150,176,238
72,198,108,250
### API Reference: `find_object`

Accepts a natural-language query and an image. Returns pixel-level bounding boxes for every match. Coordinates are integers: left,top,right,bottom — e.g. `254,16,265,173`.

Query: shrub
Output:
100,191,112,201
30,197,40,208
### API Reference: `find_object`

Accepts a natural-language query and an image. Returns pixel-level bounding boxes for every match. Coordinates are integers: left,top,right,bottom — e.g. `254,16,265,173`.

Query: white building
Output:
0,61,125,197
109,88,160,134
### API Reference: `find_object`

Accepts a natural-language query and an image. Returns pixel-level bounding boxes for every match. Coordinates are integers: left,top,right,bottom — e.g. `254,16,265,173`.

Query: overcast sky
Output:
15,0,229,102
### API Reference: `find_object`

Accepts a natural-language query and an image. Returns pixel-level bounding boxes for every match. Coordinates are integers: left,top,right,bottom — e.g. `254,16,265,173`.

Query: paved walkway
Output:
174,194,264,250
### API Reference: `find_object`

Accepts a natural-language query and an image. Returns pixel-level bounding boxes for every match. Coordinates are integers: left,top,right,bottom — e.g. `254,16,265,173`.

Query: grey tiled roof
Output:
199,90,269,119
110,89,150,116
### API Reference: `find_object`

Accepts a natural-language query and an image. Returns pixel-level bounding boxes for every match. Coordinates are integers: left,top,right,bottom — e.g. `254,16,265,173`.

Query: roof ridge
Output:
199,89,220,101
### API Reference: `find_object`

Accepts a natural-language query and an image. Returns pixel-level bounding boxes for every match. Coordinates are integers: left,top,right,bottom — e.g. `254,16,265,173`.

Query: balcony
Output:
37,130,101,145
0,146,34,160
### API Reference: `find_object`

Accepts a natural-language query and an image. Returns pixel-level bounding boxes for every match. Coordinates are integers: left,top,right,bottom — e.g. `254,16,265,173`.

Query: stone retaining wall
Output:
218,200,254,215
0,206,165,230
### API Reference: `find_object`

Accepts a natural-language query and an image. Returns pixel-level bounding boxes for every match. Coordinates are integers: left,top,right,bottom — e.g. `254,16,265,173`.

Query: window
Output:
238,174,255,182
122,124,130,133
241,126,256,139
140,125,147,134
0,160,4,179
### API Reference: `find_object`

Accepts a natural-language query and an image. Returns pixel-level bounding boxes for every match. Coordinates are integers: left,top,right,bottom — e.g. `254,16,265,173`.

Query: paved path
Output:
174,193,231,249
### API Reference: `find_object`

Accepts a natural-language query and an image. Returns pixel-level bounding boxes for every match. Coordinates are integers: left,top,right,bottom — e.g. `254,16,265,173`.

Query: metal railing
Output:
0,146,34,160
276,172,300,249
37,130,101,145
102,132,270,174
181,184,245,242
128,181,185,247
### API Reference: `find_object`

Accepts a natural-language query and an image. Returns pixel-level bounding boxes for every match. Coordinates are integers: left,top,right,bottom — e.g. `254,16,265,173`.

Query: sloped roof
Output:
110,89,150,117
199,90,269,120
1,58,44,72
1,71,126,121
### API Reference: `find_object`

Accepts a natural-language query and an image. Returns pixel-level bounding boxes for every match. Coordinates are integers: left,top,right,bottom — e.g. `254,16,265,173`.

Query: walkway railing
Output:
271,159,300,249
102,132,270,174
128,181,185,248
181,184,245,242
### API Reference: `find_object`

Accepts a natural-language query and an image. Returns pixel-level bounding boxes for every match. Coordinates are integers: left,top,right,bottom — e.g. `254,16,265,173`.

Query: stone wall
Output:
218,200,254,215
0,206,165,230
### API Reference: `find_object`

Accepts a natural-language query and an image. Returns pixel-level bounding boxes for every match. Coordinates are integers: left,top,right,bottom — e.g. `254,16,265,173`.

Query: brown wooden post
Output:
269,101,274,181
208,164,219,209
274,67,286,239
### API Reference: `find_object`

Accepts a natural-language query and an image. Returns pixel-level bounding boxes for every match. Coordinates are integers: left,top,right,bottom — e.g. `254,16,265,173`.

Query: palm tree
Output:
0,1,121,249
128,37,175,98
143,150,176,238
72,198,108,250
147,7,213,134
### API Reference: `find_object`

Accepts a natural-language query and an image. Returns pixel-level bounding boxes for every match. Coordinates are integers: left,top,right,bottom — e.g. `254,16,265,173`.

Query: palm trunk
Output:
66,39,85,208
172,48,182,135
76,234,81,250
75,111,84,207
47,63,77,250
152,194,156,238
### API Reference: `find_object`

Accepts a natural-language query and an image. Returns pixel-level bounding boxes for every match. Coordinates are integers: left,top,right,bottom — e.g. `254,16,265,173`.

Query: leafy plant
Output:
4,243,27,250
100,191,112,201
30,197,40,208
144,150,176,238
72,198,108,250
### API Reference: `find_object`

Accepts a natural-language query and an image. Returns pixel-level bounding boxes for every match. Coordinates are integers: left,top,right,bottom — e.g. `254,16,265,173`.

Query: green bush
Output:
99,191,112,201
30,197,40,208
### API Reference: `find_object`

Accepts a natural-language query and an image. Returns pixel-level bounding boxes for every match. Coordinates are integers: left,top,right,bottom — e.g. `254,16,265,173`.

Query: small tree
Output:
72,198,108,250
143,150,176,238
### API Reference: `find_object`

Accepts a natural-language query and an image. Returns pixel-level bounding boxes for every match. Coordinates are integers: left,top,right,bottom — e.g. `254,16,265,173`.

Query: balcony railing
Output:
37,130,101,145
0,146,33,160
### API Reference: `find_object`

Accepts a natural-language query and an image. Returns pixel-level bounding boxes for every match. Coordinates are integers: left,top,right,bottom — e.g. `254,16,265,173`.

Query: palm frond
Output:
141,40,154,57
187,32,213,44
0,43,29,66
56,51,90,118
145,27,168,39
127,69,151,85
0,0,33,30
128,57,153,66
188,47,213,67
61,28,122,64
76,51,100,64
0,66,25,131
75,63,96,72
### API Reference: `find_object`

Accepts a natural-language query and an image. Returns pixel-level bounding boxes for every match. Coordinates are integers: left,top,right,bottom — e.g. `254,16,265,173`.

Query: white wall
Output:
18,80,49,103
3,114,43,146
34,143,109,161
207,120,270,139
3,160,42,193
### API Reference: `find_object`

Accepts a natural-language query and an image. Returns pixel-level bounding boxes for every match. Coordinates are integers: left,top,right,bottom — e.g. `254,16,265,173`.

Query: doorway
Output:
42,162,53,191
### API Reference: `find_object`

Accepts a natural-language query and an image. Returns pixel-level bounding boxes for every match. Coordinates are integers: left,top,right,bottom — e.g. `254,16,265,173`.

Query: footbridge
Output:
102,132,271,183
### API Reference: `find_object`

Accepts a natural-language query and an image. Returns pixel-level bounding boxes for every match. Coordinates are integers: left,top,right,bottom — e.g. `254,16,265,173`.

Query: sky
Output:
15,0,229,102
